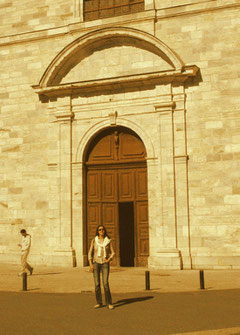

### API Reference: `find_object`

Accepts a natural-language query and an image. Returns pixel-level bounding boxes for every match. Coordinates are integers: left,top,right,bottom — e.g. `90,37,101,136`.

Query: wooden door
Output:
87,169,119,265
85,127,149,266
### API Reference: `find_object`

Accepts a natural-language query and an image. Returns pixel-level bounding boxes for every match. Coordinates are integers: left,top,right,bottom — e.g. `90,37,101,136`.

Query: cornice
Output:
32,66,198,98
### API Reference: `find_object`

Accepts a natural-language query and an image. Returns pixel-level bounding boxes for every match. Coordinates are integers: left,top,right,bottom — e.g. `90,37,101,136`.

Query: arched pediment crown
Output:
38,27,184,88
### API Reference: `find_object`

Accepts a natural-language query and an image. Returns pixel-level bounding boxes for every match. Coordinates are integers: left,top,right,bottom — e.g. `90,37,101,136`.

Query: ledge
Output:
32,66,198,97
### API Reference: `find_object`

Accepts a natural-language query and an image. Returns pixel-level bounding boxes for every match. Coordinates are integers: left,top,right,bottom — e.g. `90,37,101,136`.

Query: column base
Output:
51,248,77,267
148,249,183,270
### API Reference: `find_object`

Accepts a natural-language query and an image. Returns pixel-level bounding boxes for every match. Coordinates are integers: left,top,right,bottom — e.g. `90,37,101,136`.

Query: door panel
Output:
102,202,118,266
102,170,117,202
136,201,149,266
118,170,134,201
87,203,101,250
87,171,101,201
136,169,148,200
88,132,115,162
119,132,146,161
102,202,117,225
86,127,146,164
136,201,148,224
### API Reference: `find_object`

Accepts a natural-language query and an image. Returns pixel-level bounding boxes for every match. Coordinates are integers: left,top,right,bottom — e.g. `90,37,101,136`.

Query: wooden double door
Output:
85,127,149,266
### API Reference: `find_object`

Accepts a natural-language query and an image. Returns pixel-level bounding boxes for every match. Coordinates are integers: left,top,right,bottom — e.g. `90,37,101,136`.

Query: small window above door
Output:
83,0,145,22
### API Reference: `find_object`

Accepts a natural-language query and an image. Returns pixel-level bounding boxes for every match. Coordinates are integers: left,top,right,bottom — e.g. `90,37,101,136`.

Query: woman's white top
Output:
88,236,115,264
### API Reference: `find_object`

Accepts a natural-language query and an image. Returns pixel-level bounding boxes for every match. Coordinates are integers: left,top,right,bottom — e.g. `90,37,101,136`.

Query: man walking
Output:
18,229,33,276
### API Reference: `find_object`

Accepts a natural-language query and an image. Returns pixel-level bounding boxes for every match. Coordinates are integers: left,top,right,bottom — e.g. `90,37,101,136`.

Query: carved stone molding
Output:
54,110,74,122
48,163,58,171
109,111,118,125
154,101,176,113
33,67,198,98
32,27,199,100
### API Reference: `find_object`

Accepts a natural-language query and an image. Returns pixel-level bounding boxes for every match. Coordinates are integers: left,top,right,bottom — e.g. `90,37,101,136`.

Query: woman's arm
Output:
88,239,94,271
105,241,115,263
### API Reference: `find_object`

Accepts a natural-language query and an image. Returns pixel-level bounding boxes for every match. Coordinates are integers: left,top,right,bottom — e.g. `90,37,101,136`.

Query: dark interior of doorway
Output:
119,202,135,267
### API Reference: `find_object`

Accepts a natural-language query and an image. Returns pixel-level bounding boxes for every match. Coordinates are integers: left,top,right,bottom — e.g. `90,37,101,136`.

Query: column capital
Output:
154,101,176,113
54,108,74,122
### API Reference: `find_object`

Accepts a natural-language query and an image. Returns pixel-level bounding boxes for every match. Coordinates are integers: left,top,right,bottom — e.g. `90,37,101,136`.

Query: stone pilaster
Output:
172,87,192,269
49,99,76,266
73,0,84,22
71,161,85,266
148,100,182,269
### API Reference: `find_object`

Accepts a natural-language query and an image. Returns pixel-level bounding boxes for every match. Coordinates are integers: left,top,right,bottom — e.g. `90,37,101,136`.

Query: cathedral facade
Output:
0,0,240,269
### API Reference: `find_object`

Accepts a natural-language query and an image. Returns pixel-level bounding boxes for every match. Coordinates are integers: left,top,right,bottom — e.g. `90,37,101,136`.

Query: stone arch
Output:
39,27,184,88
75,117,155,163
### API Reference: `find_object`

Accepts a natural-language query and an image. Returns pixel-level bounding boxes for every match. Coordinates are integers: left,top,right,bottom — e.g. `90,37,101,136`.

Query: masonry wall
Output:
0,0,73,37
0,0,239,268
155,6,240,268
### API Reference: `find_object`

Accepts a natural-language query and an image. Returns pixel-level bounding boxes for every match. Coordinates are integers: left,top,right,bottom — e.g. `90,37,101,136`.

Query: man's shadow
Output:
114,296,154,308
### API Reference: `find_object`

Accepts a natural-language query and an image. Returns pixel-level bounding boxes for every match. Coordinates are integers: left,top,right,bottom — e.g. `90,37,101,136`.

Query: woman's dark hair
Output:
20,229,26,234
95,225,110,238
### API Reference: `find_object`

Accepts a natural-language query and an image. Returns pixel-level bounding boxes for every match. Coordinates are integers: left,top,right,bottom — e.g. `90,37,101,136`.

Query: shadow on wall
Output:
184,68,203,88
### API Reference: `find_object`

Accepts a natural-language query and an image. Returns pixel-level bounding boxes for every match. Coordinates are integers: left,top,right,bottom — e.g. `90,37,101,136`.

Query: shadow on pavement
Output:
32,272,62,276
25,288,40,291
113,295,154,308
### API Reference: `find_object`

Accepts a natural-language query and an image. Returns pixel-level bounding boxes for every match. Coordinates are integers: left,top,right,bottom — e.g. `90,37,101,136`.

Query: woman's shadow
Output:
113,296,154,308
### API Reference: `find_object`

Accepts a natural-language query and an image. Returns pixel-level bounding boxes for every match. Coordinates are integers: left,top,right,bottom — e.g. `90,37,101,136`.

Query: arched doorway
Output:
84,126,149,266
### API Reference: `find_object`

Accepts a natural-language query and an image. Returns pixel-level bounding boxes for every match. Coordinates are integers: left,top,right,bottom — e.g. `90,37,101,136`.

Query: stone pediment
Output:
33,27,198,97
61,42,174,84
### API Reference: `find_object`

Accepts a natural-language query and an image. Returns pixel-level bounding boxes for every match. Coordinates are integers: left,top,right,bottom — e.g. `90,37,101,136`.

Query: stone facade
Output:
0,0,240,269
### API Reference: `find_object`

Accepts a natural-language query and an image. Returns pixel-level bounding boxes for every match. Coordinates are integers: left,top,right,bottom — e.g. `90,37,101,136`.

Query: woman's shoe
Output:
94,304,102,309
108,304,114,310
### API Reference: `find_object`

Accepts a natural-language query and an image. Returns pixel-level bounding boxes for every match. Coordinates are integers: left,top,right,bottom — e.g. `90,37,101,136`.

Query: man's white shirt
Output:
21,235,31,253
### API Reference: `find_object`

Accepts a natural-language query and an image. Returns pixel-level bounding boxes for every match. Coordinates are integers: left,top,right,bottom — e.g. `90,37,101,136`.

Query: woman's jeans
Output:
93,262,112,305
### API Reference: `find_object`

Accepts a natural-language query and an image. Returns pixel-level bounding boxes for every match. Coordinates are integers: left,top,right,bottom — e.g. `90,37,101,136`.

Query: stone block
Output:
224,195,240,205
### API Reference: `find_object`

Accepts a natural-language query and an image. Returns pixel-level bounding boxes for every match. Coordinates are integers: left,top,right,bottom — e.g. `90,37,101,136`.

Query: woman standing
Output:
88,224,115,310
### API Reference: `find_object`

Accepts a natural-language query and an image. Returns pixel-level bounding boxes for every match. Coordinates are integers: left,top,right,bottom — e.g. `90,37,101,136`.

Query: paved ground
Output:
1,290,240,335
1,264,240,294
0,264,240,335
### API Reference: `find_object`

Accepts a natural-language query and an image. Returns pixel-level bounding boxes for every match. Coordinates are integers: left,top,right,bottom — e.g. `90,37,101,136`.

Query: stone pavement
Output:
0,263,240,294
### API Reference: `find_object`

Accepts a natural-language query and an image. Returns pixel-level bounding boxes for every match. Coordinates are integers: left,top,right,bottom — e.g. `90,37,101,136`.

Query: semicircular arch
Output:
39,27,184,87
75,118,155,164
